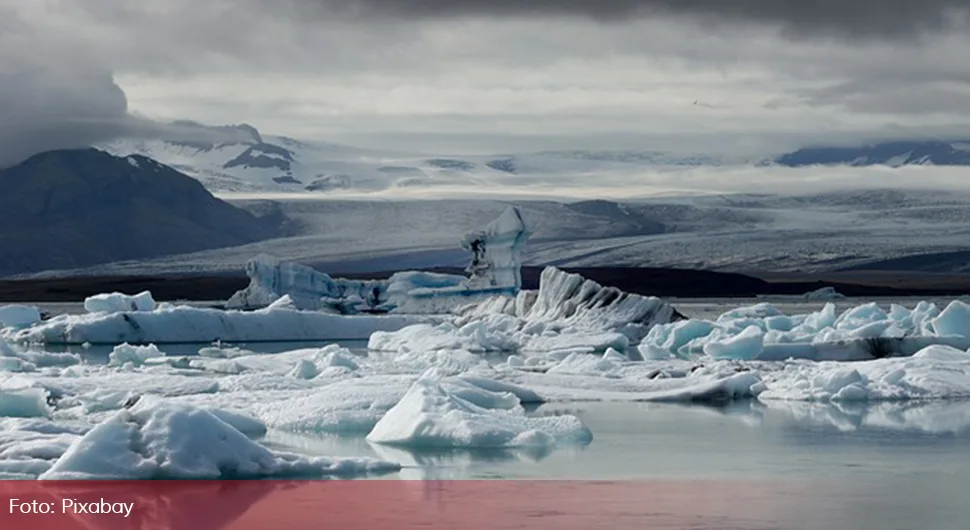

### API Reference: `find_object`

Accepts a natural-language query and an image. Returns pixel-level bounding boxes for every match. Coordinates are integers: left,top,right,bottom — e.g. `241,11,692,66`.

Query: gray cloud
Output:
297,0,970,39
0,4,271,168
5,0,970,160
0,64,132,168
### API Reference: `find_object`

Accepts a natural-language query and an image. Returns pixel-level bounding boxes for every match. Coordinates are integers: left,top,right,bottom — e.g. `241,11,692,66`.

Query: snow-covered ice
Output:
370,267,681,355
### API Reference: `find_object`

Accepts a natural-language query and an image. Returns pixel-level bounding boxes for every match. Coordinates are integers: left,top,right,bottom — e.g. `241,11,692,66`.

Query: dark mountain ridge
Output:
0,148,289,276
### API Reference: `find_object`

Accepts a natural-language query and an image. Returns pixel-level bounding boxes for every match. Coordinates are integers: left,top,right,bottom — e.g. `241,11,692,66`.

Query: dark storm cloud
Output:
0,63,132,168
301,0,970,38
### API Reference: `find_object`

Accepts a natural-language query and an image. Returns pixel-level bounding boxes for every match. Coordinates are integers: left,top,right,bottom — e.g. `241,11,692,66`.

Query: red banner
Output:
1,479,812,530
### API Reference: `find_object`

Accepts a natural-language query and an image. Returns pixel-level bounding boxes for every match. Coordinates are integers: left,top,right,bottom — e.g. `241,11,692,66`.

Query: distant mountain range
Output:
774,140,970,167
100,122,757,194
0,149,291,276
97,122,970,195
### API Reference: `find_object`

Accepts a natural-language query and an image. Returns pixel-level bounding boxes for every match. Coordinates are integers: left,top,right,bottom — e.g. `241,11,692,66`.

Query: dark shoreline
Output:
1,267,968,303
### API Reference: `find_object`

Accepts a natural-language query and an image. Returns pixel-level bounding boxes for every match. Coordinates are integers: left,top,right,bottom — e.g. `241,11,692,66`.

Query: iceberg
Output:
640,300,970,361
757,345,970,401
370,267,683,355
226,206,530,314
84,291,155,313
458,205,530,293
803,286,846,301
39,397,400,480
226,254,390,312
0,305,42,329
366,370,592,448
7,303,443,345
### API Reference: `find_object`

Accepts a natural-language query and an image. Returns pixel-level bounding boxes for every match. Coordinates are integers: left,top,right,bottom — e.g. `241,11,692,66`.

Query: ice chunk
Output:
459,206,530,292
0,386,50,418
640,299,970,362
288,359,320,380
0,305,42,329
803,287,846,301
931,301,970,337
703,326,765,360
226,254,386,312
84,291,156,313
108,343,166,367
759,346,970,401
385,271,467,300
374,267,681,355
366,373,591,448
39,398,400,480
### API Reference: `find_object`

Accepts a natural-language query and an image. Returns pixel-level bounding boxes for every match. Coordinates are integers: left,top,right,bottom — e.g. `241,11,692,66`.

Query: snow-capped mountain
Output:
774,140,970,167
101,122,745,194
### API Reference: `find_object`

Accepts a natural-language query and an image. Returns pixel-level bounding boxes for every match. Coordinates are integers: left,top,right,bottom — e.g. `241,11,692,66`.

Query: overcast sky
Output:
3,0,970,163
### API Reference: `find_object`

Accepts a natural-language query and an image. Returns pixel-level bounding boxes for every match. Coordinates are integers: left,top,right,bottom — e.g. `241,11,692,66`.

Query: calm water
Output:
263,401,970,529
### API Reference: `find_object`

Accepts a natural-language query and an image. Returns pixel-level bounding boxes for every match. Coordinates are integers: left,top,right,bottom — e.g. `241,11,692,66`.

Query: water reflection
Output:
369,443,563,480
763,399,970,436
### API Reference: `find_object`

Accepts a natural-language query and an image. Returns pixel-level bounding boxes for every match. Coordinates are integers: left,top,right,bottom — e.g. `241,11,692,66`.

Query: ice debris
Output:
39,398,400,480
640,300,970,361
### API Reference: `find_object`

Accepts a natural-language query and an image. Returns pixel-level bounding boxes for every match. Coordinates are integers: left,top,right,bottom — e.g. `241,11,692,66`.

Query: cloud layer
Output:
300,0,970,39
3,0,970,161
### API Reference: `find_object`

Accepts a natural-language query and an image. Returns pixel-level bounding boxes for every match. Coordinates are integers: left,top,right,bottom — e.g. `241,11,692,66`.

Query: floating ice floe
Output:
0,338,81,372
38,397,400,480
84,291,156,313
370,267,682,356
757,344,970,401
0,305,42,329
366,369,591,448
227,206,530,314
639,300,970,361
6,303,443,345
3,336,970,480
